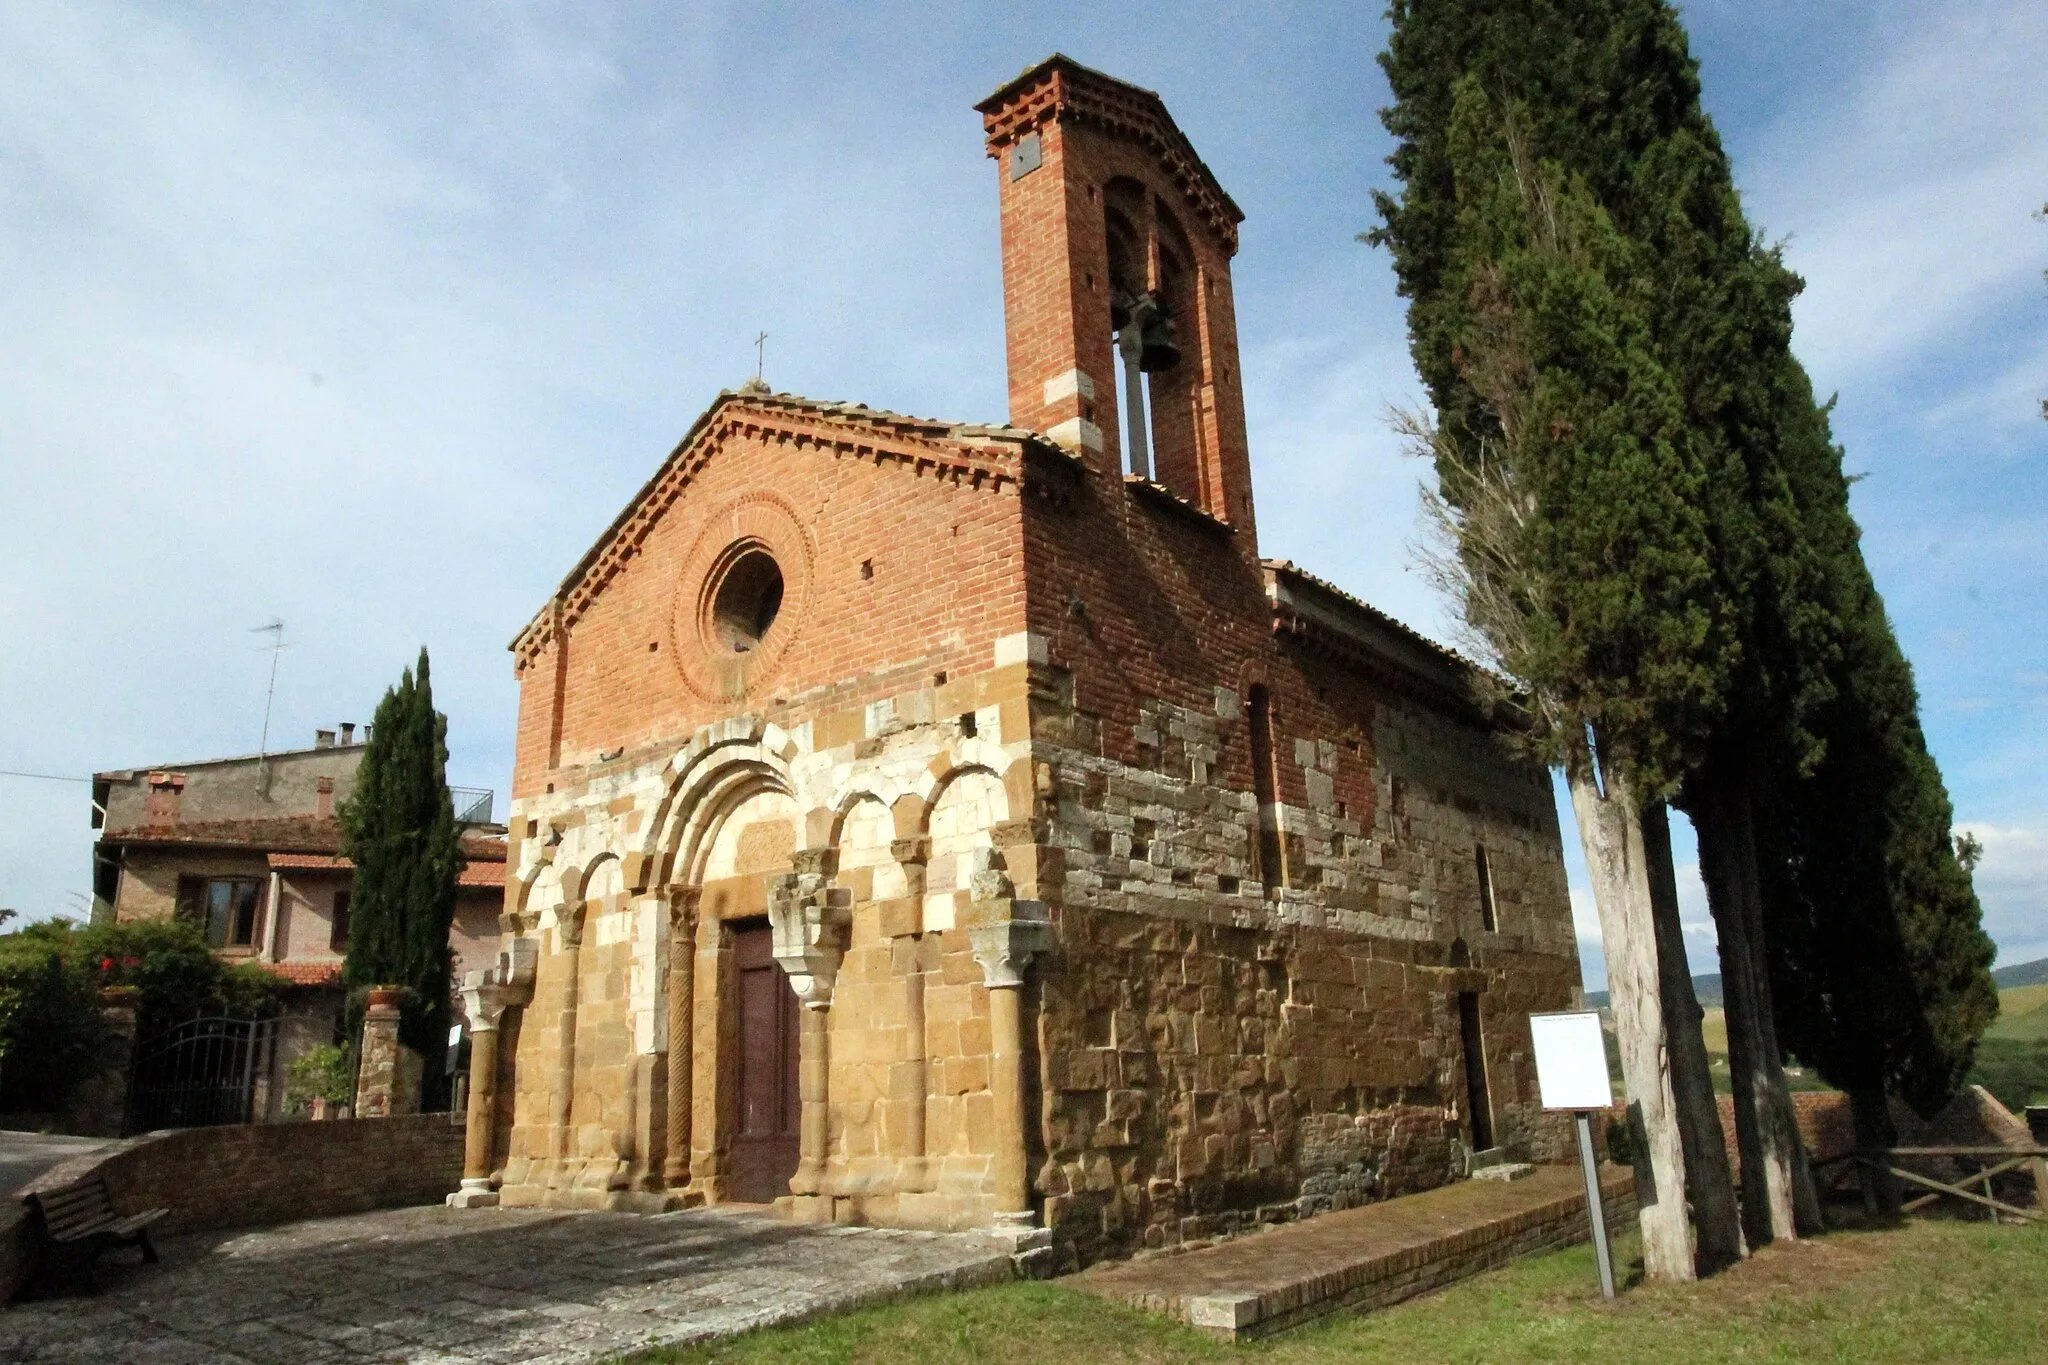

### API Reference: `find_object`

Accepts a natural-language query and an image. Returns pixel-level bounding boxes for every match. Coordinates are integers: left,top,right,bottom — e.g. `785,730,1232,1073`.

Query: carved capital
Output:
667,886,703,934
462,939,538,1029
962,899,1050,989
768,874,853,1008
890,835,931,866
791,845,839,878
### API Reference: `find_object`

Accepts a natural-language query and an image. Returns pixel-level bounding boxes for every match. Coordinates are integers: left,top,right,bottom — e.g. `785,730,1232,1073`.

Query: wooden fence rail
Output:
1814,1146,2048,1225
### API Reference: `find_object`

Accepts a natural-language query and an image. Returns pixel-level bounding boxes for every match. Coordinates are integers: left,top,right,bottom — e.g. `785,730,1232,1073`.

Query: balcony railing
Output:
450,787,494,826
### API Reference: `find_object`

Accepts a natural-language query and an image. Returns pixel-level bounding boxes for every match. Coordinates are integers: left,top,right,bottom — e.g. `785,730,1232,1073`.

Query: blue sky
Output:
1,2,2042,988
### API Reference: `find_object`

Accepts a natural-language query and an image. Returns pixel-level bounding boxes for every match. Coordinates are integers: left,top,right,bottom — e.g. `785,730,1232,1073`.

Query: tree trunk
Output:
1696,779,1818,1244
1848,1081,1901,1224
1568,757,1695,1283
1644,802,1745,1272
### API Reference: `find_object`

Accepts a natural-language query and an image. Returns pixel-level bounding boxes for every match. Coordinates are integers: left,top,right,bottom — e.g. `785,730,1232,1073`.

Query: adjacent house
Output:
92,726,506,1119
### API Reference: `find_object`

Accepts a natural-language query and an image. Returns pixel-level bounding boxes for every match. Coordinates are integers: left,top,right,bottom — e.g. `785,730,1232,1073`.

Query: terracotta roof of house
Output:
261,961,343,988
264,848,505,890
457,861,507,889
104,816,507,864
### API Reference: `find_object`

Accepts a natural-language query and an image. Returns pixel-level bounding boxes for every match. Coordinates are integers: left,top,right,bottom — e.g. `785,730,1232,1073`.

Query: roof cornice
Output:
977,54,1244,255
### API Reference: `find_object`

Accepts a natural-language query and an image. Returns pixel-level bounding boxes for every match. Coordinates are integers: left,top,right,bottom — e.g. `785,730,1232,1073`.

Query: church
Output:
450,54,1582,1270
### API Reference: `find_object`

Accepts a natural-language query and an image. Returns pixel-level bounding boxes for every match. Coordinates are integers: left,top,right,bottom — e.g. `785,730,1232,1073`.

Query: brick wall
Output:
19,1116,464,1238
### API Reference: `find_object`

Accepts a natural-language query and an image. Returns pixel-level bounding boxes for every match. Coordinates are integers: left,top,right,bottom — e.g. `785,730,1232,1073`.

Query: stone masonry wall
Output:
1014,414,1579,1266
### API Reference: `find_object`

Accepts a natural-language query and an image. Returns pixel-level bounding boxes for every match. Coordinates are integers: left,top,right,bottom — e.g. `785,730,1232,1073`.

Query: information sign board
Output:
1528,1010,1613,1112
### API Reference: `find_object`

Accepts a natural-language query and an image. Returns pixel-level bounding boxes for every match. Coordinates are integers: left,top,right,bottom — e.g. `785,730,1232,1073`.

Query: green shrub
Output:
1968,1037,2048,1111
0,918,285,1115
0,922,104,1112
73,918,280,1036
284,1043,357,1113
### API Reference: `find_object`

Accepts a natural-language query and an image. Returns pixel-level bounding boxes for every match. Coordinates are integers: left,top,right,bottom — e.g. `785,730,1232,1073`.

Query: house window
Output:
330,891,352,953
186,878,264,949
1476,844,1499,933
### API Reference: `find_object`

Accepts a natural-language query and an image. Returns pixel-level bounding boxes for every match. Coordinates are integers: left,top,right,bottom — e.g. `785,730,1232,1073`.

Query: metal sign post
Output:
1575,1110,1617,1298
1529,1010,1618,1300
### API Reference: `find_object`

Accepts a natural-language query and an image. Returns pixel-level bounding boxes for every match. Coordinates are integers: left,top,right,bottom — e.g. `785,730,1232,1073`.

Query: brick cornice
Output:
978,53,1244,254
509,391,1066,666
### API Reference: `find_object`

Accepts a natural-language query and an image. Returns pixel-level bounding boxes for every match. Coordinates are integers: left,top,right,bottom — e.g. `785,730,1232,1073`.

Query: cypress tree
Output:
1753,370,1998,1216
1376,0,1747,1278
1383,67,1737,1280
1375,0,2000,1250
340,648,464,1112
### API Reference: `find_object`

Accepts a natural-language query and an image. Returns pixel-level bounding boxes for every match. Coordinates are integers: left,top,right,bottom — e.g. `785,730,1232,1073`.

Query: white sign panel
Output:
1528,1011,1613,1111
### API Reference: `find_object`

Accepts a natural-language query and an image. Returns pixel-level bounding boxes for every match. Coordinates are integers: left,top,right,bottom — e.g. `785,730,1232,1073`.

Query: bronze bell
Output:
1138,307,1181,372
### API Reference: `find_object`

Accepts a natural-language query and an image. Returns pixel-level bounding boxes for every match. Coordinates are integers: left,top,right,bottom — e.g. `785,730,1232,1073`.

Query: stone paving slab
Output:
0,1204,1015,1364
1078,1164,1637,1341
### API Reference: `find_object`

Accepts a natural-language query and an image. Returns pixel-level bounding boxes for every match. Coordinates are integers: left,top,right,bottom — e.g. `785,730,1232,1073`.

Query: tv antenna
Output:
251,619,292,795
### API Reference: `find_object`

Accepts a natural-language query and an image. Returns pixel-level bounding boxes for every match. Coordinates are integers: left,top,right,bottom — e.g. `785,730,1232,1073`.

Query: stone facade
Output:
473,55,1580,1269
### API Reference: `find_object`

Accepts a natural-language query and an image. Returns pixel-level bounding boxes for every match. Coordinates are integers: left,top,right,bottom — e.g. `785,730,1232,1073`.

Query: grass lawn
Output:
619,1217,2047,1365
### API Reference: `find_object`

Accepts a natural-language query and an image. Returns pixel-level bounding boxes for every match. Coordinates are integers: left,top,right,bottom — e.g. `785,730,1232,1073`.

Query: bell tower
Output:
978,56,1258,543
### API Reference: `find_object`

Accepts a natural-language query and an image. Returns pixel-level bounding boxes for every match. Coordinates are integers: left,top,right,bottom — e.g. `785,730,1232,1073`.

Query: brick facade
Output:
478,55,1579,1268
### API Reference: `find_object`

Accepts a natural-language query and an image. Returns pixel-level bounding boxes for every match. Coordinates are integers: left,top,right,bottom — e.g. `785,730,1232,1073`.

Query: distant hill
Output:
1993,958,2048,989
1585,974,1719,1011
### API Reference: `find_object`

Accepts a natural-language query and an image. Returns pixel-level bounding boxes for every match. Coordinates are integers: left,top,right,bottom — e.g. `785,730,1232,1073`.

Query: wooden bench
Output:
22,1176,167,1294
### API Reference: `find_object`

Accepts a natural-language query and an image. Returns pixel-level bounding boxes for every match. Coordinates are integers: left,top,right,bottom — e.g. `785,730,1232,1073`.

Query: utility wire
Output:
0,769,90,783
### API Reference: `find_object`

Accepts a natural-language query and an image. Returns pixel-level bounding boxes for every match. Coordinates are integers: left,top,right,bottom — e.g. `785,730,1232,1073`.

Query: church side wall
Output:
1020,475,1580,1267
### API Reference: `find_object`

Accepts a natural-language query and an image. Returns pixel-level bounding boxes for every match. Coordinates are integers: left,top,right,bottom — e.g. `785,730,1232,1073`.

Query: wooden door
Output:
1458,991,1495,1153
729,920,800,1203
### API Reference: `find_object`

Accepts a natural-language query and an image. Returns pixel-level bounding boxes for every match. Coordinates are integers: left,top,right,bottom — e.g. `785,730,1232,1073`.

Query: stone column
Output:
769,867,850,1220
663,889,701,1201
355,986,417,1118
961,855,1050,1251
549,921,584,1184
447,963,531,1207
888,836,931,1193
57,986,140,1137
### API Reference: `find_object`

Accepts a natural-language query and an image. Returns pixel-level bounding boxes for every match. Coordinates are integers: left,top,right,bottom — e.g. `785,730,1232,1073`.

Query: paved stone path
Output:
0,1204,1014,1364
0,1133,106,1197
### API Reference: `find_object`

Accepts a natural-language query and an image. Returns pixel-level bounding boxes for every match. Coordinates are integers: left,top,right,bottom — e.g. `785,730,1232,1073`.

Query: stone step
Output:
1077,1164,1636,1342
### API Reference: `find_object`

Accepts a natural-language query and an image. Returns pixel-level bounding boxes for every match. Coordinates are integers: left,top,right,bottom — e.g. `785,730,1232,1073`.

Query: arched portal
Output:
681,782,804,1205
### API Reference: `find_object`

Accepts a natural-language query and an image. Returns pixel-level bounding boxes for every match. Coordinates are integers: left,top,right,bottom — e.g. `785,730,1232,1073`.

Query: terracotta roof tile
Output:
262,961,343,987
105,817,506,864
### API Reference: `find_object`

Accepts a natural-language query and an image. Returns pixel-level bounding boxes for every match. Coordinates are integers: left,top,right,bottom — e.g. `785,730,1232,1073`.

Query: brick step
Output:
1077,1164,1637,1342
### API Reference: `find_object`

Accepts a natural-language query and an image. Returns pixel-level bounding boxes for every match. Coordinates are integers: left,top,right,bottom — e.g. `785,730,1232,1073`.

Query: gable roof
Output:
509,388,1073,666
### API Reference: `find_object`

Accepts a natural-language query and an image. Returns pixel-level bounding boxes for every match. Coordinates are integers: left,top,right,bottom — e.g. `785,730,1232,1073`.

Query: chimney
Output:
316,776,335,819
314,728,336,749
339,722,356,745
145,772,185,824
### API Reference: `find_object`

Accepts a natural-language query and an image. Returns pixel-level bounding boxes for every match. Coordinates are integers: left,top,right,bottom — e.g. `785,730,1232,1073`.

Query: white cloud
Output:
1742,1,2048,390
1956,820,2048,968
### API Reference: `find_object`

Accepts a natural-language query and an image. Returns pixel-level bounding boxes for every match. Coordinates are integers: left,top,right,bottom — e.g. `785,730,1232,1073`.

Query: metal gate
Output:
126,1016,274,1133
